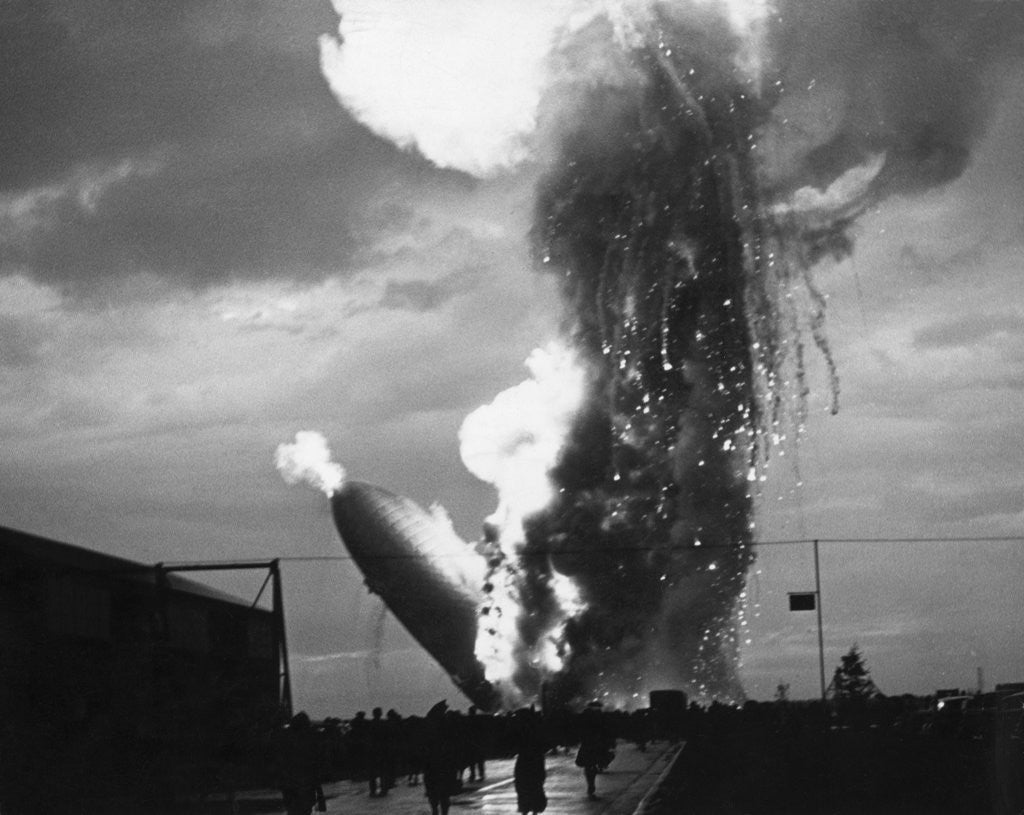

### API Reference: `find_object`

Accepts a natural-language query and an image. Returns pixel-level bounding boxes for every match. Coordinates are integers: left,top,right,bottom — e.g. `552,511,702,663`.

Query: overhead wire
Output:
166,534,1024,567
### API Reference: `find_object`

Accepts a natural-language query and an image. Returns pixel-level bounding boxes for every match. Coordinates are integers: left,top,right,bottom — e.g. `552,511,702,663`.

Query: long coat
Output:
513,714,548,814
575,709,613,770
421,716,460,806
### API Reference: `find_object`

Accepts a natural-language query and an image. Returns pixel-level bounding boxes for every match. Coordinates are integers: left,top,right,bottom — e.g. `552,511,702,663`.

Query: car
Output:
929,695,974,737
934,694,972,714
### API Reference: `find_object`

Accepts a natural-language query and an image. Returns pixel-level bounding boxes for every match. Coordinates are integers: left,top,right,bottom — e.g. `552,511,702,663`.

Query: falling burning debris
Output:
297,0,1015,708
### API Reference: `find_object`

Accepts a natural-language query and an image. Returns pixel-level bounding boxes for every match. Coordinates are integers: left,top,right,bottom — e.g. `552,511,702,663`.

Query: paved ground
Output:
232,741,682,815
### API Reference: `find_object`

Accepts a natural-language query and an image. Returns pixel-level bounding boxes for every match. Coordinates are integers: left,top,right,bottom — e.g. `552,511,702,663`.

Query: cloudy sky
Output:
2,1,1023,715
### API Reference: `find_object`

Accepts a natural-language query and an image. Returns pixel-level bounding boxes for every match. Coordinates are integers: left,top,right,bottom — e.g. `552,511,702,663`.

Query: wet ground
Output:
224,741,681,815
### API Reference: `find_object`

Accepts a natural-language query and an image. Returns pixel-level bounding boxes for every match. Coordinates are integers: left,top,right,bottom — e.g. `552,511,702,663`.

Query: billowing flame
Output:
550,570,586,618
475,563,521,685
459,341,587,687
274,431,346,496
319,0,774,177
319,0,564,176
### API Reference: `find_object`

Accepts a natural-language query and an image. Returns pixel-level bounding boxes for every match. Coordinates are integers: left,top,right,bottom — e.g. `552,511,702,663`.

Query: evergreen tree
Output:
829,644,881,701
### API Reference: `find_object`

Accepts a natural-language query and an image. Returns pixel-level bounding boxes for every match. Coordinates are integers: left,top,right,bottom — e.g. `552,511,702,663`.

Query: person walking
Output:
366,706,389,797
276,711,320,815
575,701,614,800
513,708,548,815
420,701,460,815
466,705,487,782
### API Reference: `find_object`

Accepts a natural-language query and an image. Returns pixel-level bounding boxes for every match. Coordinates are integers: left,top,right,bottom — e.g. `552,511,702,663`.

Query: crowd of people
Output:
272,694,1023,814
271,700,664,815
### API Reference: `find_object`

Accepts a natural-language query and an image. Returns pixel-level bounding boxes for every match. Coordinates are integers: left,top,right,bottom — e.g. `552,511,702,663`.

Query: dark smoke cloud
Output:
513,3,1023,705
760,1,1024,201
523,14,765,704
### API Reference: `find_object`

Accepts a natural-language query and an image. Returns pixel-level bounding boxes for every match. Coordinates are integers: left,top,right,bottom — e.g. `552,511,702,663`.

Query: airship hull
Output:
330,481,498,710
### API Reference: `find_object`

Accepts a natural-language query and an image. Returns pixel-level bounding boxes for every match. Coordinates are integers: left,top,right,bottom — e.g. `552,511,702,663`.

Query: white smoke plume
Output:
275,431,346,496
459,342,585,534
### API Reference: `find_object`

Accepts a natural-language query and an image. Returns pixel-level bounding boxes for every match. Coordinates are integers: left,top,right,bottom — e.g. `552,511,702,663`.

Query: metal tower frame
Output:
154,558,293,716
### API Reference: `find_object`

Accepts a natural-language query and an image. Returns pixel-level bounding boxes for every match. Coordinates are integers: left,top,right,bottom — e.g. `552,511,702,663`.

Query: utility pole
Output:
814,539,826,706
786,540,827,706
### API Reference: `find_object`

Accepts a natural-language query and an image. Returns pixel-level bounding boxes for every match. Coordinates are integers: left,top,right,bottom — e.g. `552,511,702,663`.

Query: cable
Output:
169,534,1023,567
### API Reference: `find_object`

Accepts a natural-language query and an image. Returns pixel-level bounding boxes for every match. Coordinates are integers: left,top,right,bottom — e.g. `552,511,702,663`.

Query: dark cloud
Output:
7,138,377,289
914,313,1023,349
764,0,1024,199
1,0,336,189
0,0,450,294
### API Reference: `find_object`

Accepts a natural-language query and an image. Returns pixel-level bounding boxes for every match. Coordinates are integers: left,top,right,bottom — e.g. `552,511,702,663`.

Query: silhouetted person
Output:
383,708,403,791
404,714,425,786
513,708,548,815
347,711,368,786
467,705,487,782
421,701,460,815
277,711,319,815
575,701,613,799
366,706,390,796
447,708,468,791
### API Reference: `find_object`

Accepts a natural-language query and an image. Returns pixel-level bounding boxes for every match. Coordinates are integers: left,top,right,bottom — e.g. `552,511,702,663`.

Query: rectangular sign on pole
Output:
788,592,816,612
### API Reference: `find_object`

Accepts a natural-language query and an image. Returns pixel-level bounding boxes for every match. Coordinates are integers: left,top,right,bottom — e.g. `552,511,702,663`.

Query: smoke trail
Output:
320,1,1021,705
275,431,346,496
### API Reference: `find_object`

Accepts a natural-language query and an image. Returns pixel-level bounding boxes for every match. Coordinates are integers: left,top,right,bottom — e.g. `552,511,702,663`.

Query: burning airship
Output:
276,431,553,711
274,429,502,709
328,479,499,711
